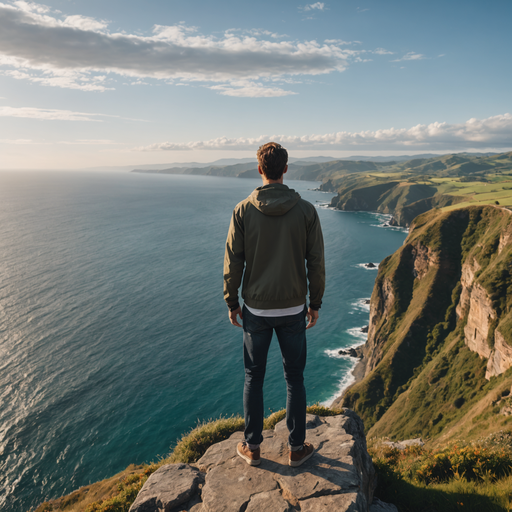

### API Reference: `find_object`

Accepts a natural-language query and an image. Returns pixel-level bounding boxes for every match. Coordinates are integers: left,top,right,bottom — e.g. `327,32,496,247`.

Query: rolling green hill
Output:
324,152,512,226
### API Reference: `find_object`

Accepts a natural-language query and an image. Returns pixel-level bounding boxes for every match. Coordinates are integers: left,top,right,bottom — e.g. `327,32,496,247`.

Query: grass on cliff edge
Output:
369,435,512,512
34,405,340,512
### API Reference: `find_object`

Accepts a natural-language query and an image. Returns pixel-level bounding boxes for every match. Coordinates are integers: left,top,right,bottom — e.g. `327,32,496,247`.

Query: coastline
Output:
330,345,366,409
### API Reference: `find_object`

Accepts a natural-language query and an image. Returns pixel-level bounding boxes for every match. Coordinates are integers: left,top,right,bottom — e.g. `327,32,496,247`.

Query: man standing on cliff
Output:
224,142,325,467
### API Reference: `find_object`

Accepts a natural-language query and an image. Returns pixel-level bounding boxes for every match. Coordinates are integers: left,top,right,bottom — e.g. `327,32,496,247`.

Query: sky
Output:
0,0,511,169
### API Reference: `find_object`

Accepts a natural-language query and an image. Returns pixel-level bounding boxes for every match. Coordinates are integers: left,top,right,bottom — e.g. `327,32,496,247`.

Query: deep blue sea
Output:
0,171,406,511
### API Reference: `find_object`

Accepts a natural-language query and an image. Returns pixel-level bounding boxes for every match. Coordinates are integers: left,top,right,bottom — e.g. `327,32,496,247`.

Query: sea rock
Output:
132,411,396,512
365,262,376,268
361,326,369,334
128,463,204,512
338,348,360,358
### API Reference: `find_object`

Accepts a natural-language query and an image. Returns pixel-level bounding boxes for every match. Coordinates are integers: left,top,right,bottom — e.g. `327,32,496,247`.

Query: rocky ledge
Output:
129,411,397,512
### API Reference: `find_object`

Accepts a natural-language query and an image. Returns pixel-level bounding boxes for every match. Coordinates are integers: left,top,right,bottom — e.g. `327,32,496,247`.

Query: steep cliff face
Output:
458,264,495,360
329,179,466,227
342,205,512,440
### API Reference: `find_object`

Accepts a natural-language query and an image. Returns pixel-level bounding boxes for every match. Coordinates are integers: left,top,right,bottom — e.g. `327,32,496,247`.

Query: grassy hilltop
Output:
323,152,512,226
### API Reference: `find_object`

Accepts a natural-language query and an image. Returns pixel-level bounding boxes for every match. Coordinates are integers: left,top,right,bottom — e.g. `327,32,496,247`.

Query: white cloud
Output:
62,15,109,32
0,105,144,121
0,106,103,121
0,68,112,91
209,81,297,97
373,48,394,55
137,114,512,152
0,1,425,97
392,52,425,62
324,39,360,45
0,138,39,144
0,1,355,96
58,139,122,145
302,2,326,11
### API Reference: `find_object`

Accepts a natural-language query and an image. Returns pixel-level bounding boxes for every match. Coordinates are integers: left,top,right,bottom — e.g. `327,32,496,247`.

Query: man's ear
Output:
283,165,288,174
258,165,263,175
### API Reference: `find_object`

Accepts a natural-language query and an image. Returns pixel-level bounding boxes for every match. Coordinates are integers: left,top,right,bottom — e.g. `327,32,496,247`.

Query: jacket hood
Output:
248,183,300,216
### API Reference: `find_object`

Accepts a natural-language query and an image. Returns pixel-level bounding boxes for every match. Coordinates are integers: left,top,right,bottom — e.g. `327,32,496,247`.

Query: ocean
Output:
0,171,407,511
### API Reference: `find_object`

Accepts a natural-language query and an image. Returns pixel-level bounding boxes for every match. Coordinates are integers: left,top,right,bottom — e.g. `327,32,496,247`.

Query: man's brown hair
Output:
256,142,288,181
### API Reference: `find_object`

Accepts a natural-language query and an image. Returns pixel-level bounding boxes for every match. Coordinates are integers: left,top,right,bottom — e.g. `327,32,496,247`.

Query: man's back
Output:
224,183,324,311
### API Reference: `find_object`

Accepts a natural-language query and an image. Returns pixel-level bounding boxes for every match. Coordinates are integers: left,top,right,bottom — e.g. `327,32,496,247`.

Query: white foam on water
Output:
324,348,348,360
321,363,357,407
321,322,368,405
369,212,409,232
351,298,371,312
355,263,379,270
347,326,368,342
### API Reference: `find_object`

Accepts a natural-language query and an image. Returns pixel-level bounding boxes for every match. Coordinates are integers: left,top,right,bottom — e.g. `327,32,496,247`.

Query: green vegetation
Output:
369,437,512,511
324,151,512,226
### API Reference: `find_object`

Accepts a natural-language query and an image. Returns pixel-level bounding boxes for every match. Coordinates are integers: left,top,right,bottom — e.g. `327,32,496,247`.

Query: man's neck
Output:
261,177,284,186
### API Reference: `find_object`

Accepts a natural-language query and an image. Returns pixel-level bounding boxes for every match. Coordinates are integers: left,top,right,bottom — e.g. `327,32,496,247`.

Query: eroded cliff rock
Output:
456,256,512,379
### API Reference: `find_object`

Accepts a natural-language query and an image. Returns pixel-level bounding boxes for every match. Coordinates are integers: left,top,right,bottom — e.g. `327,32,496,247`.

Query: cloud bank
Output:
137,114,512,152
0,105,142,121
0,1,392,96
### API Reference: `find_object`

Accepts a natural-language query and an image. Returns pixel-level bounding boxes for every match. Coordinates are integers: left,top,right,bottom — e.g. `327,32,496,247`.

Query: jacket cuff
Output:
227,301,240,312
309,303,321,311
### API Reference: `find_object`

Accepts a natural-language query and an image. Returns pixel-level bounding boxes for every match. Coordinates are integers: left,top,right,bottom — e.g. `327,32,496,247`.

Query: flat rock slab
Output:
129,463,204,512
132,411,397,511
197,411,376,512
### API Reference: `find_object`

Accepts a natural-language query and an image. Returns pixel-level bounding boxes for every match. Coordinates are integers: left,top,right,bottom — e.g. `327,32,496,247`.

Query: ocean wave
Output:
346,327,368,342
351,298,371,312
320,364,357,407
369,213,409,232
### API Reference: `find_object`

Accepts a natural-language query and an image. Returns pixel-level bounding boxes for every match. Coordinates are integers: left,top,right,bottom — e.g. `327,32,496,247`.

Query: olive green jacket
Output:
223,183,325,310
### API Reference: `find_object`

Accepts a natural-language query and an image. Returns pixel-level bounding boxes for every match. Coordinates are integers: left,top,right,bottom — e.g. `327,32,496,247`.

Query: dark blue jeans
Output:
242,305,307,449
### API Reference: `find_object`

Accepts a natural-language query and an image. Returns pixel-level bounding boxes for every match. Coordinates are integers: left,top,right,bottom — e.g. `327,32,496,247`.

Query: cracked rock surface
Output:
131,411,396,512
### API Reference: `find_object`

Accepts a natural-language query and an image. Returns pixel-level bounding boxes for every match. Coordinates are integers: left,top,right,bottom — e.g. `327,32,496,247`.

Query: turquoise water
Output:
0,171,406,511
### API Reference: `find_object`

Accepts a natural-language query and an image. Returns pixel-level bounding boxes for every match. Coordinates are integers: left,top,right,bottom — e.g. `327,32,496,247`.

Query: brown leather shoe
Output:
237,442,261,466
289,442,315,467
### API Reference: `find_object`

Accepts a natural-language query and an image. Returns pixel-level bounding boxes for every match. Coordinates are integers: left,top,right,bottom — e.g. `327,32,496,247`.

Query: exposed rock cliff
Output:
340,205,512,441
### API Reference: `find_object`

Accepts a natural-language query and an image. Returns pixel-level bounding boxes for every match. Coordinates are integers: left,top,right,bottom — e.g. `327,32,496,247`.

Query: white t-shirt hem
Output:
245,304,305,318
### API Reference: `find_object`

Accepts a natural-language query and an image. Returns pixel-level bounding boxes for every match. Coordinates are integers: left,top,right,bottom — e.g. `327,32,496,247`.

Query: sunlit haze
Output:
1,0,511,169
